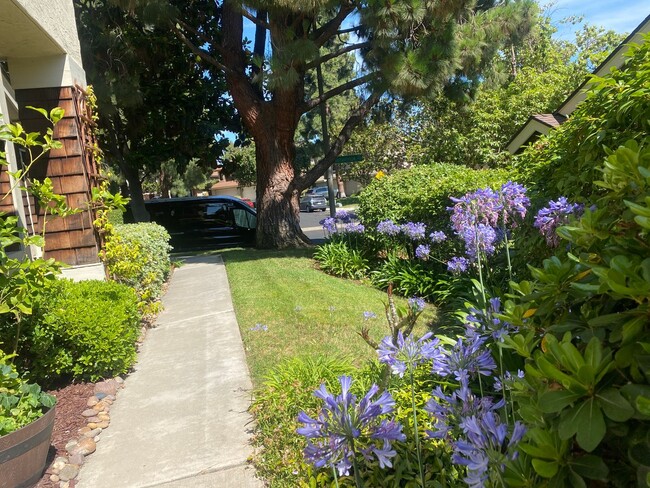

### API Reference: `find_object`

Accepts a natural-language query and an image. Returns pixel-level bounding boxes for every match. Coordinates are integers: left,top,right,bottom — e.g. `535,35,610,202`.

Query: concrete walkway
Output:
77,255,262,488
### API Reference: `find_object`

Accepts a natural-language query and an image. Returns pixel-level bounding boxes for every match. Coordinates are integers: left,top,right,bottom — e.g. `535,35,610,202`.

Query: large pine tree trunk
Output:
255,127,310,249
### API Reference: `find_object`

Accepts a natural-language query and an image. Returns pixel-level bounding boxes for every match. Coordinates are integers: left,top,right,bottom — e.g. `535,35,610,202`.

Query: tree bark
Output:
121,162,150,222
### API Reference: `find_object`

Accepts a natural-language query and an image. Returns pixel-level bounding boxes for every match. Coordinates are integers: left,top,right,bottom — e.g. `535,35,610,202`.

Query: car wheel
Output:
308,206,314,212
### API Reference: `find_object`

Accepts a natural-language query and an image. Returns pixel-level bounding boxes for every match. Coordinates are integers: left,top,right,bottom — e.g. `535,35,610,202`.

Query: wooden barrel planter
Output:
0,406,55,488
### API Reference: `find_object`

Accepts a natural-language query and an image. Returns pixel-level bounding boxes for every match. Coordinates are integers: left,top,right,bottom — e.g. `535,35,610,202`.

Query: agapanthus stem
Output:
332,465,340,488
504,228,513,283
498,346,509,424
352,452,365,488
410,368,426,487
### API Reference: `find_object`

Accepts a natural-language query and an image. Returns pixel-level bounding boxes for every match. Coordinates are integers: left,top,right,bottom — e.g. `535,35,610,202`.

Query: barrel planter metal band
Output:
0,406,55,488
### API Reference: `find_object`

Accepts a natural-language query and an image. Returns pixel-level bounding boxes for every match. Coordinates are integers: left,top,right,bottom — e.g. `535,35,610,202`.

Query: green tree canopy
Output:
74,0,237,220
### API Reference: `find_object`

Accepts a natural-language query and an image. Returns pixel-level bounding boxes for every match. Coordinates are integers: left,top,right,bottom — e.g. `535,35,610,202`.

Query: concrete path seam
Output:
141,461,253,488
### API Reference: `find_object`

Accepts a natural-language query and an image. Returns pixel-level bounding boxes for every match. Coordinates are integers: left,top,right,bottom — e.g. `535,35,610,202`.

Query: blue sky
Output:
546,0,650,38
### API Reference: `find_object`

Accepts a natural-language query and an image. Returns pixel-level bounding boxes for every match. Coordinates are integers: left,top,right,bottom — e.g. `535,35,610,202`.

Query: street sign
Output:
335,154,363,164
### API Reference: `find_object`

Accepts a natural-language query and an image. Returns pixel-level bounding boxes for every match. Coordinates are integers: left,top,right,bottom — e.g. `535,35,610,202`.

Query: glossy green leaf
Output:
539,390,582,413
575,398,606,452
597,388,635,421
532,459,559,478
569,454,609,480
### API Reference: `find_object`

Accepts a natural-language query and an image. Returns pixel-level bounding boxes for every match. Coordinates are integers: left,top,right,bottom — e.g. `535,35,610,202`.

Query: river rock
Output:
58,464,79,481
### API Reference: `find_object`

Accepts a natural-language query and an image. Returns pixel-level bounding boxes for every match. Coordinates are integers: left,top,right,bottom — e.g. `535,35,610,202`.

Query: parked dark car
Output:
125,196,257,251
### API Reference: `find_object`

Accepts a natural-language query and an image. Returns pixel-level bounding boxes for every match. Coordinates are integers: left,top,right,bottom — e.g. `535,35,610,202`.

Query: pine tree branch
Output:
170,22,232,75
311,2,356,47
295,89,383,191
304,41,371,70
302,72,377,113
241,8,270,31
337,25,362,35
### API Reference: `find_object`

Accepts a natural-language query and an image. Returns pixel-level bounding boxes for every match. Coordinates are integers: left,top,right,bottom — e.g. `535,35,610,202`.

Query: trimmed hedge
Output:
357,163,509,232
105,223,172,312
29,279,141,383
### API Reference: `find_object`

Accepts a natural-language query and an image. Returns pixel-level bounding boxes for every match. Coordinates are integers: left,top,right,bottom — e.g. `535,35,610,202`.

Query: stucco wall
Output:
14,0,83,66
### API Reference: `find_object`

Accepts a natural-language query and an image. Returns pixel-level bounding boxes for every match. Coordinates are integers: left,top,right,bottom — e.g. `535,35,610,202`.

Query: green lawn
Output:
221,248,436,385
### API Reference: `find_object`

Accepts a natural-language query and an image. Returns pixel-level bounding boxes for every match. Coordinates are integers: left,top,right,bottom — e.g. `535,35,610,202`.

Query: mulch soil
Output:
35,382,95,488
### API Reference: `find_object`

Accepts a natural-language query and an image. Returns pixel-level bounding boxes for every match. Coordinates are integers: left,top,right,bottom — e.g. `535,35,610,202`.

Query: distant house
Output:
0,0,102,277
209,167,256,201
507,14,650,154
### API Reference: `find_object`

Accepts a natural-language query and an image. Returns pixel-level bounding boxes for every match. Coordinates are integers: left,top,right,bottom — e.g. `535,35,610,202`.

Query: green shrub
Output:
501,139,650,486
104,223,172,314
314,241,370,279
250,355,358,487
27,279,141,383
357,163,509,231
370,255,440,302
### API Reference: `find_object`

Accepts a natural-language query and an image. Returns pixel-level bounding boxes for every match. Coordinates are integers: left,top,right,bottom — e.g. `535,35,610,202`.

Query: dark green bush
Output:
105,223,172,314
357,163,509,231
314,241,370,279
28,279,141,383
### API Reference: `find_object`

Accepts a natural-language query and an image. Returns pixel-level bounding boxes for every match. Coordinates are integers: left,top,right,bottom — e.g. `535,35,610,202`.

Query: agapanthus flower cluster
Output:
297,376,406,475
401,221,426,241
377,331,442,377
447,256,470,274
429,231,447,243
432,335,497,382
449,188,501,232
461,224,497,260
425,383,504,440
415,244,430,259
408,296,426,313
376,219,401,236
452,413,526,488
448,182,530,264
465,298,517,342
363,311,377,320
336,209,358,224
498,181,530,226
320,217,337,235
534,197,584,247
341,222,365,234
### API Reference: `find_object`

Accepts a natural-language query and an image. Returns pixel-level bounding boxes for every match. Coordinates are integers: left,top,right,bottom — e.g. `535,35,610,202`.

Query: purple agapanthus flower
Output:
377,331,442,377
408,296,426,313
449,188,502,233
447,256,470,274
342,222,365,234
363,311,377,320
425,383,504,440
336,209,358,224
401,222,426,240
430,231,447,243
320,217,337,235
432,335,497,382
498,181,530,226
462,224,497,260
493,370,525,392
452,413,526,488
465,298,517,342
297,376,406,476
534,197,584,247
377,219,401,236
415,244,430,259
